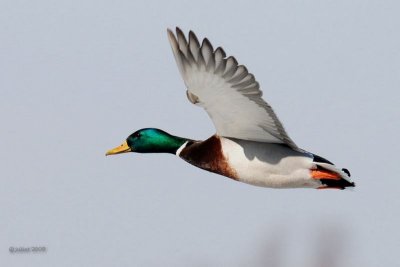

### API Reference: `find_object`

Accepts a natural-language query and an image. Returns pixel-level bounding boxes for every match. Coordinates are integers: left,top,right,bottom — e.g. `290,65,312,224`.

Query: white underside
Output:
219,137,322,188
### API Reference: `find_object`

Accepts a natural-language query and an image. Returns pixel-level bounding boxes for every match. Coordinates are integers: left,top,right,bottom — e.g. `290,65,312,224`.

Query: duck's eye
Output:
134,133,141,138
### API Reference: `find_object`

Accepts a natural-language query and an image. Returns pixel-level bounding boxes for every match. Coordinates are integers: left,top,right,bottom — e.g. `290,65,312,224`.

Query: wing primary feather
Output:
201,38,214,70
227,65,248,83
188,31,200,61
232,74,256,88
184,31,196,64
241,90,262,97
206,52,215,71
197,48,206,69
238,82,260,92
215,46,226,57
238,87,262,97
167,29,186,76
175,27,189,57
214,47,226,70
186,49,196,65
222,56,238,78
214,58,227,75
167,29,178,53
178,50,191,71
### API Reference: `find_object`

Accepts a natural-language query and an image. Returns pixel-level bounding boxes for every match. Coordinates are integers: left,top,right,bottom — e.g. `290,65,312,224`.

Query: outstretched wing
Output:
167,27,297,149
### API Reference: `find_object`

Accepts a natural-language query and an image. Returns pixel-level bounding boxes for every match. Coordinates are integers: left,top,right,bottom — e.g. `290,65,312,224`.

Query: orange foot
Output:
311,169,341,180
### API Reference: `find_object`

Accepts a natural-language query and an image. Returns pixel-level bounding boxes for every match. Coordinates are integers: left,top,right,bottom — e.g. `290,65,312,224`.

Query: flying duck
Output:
106,27,355,189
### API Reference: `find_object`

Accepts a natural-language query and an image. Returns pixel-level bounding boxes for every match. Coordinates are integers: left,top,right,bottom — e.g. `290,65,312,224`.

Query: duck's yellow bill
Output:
106,141,131,156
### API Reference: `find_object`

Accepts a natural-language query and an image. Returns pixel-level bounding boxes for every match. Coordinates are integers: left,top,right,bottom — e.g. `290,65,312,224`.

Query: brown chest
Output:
179,135,238,180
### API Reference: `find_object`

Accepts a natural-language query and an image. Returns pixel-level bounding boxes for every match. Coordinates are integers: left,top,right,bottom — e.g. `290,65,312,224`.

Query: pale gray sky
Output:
1,0,399,266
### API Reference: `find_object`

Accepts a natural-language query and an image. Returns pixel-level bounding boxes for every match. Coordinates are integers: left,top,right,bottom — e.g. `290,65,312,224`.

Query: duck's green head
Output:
106,128,188,156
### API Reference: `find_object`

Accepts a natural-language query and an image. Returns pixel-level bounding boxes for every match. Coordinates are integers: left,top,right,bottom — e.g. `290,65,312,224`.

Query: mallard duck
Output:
106,27,355,190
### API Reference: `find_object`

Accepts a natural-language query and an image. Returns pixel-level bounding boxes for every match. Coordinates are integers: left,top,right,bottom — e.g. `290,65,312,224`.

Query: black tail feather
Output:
342,168,351,177
320,178,355,190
